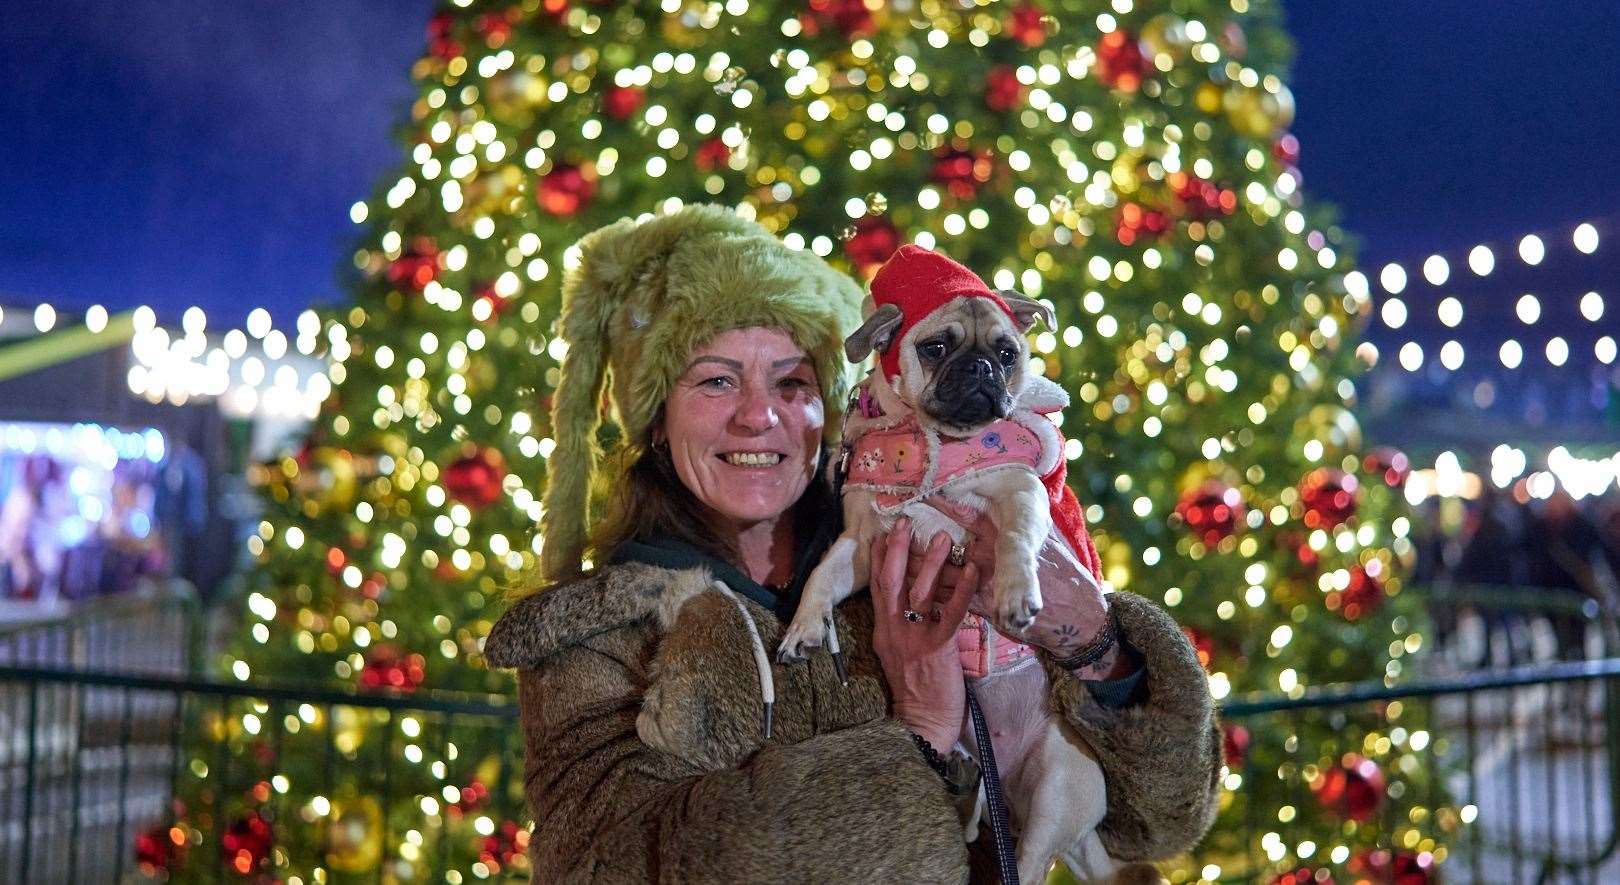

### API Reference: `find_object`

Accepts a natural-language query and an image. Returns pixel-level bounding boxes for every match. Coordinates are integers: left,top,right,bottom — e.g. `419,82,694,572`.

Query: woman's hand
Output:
910,510,1131,680
869,517,980,751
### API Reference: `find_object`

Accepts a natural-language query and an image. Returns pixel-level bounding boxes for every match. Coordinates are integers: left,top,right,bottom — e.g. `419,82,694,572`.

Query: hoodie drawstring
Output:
711,580,776,740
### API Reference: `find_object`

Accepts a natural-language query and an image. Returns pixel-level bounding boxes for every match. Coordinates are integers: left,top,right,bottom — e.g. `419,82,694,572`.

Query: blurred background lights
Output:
1378,262,1407,294
85,304,108,333
1499,339,1523,368
1421,254,1449,286
1598,336,1618,364
1380,297,1407,329
1439,340,1464,370
1436,296,1463,327
1546,336,1569,366
1580,291,1604,321
1515,293,1540,324
34,303,57,332
1468,244,1495,276
1518,233,1545,265
1398,341,1423,371
1572,222,1599,254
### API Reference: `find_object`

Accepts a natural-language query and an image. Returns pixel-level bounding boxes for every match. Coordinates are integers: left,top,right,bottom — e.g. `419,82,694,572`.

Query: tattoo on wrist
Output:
1052,622,1082,651
1051,615,1118,673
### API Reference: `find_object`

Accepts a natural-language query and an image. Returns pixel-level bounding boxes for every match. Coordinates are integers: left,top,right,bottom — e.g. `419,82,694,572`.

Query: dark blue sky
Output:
2,0,1618,330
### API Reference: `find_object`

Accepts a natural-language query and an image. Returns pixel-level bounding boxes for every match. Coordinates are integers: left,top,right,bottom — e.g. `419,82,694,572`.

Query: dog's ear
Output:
844,303,905,362
996,289,1055,333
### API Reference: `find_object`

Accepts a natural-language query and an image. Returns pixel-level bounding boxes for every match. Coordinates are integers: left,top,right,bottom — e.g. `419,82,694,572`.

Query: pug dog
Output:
778,276,1137,883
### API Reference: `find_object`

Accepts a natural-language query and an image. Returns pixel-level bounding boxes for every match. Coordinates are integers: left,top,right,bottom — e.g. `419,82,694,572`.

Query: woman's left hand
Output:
908,510,1129,680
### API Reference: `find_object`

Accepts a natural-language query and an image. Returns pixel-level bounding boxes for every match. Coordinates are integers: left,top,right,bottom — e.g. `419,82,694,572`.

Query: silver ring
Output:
948,544,968,567
903,609,925,623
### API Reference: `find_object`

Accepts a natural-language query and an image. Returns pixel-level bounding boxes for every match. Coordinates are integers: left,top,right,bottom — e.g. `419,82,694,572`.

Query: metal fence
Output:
0,580,199,675
2,582,1619,883
0,666,524,884
1207,658,1620,884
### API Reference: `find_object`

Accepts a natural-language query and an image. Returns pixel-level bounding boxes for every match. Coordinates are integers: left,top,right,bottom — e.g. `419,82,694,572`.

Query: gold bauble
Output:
1223,83,1295,139
1140,14,1190,58
326,794,384,874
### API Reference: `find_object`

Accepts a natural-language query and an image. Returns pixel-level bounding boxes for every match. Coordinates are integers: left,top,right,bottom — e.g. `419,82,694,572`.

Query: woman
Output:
483,204,1220,882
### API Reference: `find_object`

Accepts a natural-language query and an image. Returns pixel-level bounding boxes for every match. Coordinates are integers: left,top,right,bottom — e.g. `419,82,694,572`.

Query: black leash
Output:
967,683,1019,885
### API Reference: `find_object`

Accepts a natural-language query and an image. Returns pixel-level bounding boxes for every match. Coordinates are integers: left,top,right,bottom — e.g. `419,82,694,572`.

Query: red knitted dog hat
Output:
868,244,1015,379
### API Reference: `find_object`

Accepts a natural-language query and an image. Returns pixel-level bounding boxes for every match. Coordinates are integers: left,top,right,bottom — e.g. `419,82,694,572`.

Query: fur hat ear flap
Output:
844,302,904,362
538,256,616,582
996,289,1055,333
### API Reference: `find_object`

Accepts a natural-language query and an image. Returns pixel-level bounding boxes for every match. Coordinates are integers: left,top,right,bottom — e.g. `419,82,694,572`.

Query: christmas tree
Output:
173,1,1445,882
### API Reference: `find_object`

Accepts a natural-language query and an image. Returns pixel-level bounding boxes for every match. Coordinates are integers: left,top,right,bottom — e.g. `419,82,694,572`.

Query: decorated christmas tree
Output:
171,0,1446,882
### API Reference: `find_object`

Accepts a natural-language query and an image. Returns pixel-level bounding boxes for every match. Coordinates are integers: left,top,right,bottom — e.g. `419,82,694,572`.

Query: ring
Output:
948,543,968,567
903,609,924,623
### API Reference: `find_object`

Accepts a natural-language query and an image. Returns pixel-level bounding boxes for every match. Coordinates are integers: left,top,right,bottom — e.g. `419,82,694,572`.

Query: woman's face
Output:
660,327,825,533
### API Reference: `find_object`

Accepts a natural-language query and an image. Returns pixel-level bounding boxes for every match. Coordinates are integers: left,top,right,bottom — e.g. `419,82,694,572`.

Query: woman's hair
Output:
578,411,836,579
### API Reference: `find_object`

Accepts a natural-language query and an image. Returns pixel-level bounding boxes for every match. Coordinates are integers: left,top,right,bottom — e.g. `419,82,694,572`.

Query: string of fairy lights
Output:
1349,219,1615,373
0,301,329,419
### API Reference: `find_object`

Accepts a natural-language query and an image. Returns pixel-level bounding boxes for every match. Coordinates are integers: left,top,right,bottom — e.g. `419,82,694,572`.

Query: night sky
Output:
3,0,1618,335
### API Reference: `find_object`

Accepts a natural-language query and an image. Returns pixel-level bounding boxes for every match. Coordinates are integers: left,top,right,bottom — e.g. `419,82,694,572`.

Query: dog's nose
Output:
966,356,995,380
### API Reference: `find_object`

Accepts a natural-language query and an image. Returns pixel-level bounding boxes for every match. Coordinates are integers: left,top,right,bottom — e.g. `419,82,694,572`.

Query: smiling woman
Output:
481,204,1221,883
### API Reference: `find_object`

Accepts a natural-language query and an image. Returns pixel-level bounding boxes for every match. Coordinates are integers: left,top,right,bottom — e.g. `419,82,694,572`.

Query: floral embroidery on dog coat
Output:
842,387,1104,678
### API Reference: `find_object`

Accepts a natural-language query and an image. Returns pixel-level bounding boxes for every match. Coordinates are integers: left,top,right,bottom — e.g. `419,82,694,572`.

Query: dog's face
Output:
846,290,1054,436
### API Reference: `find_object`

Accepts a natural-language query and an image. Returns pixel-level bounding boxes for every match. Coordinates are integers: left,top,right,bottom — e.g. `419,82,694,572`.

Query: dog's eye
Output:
919,341,948,361
997,346,1018,367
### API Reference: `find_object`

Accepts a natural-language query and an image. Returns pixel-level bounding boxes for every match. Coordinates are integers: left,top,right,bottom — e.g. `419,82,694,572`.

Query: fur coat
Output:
482,561,1221,883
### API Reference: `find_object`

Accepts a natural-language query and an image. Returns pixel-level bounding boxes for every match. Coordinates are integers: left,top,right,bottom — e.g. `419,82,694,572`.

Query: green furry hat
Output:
539,203,865,580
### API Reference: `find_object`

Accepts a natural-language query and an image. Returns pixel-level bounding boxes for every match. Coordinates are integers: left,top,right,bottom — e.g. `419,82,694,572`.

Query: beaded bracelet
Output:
909,731,979,797
909,730,951,779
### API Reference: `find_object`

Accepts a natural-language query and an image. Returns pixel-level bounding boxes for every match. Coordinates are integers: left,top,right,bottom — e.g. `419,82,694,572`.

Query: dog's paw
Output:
776,618,824,663
994,570,1043,634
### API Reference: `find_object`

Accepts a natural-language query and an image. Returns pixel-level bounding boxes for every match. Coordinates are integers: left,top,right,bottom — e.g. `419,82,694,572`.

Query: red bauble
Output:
602,85,645,121
1175,481,1245,545
984,65,1026,112
1095,31,1148,92
1300,468,1360,529
1183,627,1215,670
135,824,185,875
427,12,462,61
801,0,875,38
1363,446,1411,489
1168,171,1235,219
474,11,513,47
1268,869,1334,885
1006,2,1047,47
1114,202,1171,246
361,644,427,693
1350,848,1436,884
1273,133,1301,165
473,283,513,322
444,447,506,508
451,779,492,815
1339,564,1385,621
386,238,440,291
1223,723,1251,768
221,811,273,875
537,164,595,216
844,216,901,275
693,138,731,173
1313,754,1385,823
930,146,995,201
481,820,530,872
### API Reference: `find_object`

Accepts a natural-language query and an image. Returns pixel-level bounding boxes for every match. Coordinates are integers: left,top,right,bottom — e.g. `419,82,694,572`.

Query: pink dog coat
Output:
842,390,1102,678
